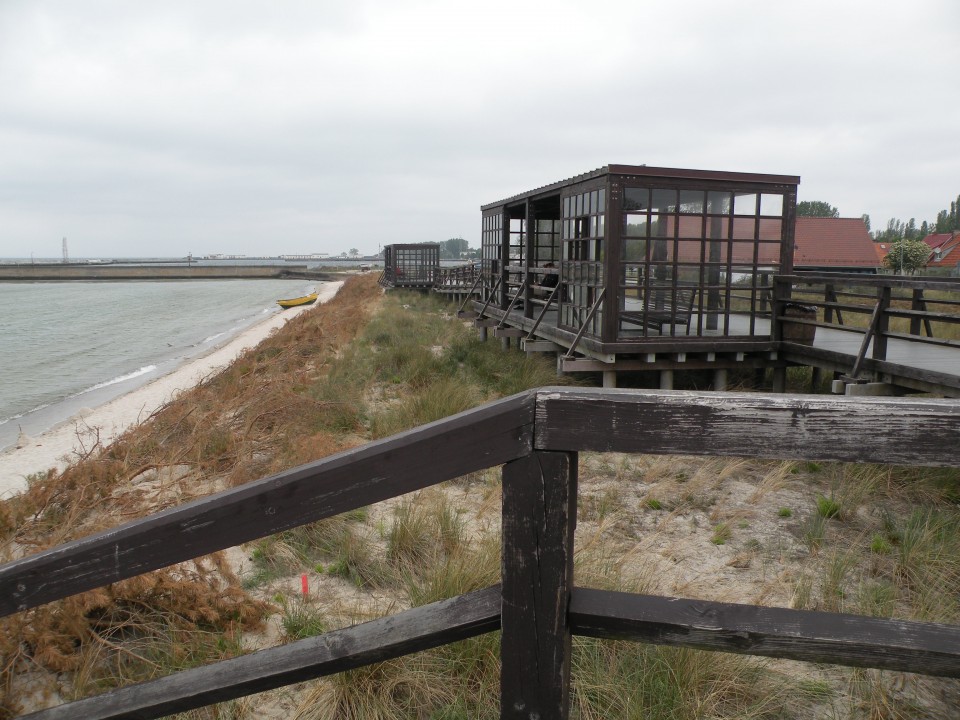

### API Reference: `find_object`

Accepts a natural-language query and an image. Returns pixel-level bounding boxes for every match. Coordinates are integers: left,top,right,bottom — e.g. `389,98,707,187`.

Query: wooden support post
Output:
910,289,923,336
713,368,728,391
501,451,577,720
502,337,511,352
660,370,674,390
603,370,617,388
810,366,823,393
479,326,488,342
873,286,891,362
772,367,786,393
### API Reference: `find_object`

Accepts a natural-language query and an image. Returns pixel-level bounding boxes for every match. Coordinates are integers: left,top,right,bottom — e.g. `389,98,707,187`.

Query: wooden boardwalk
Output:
451,275,960,397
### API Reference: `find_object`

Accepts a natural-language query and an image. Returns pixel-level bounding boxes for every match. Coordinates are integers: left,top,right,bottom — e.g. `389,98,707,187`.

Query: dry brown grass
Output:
0,275,383,717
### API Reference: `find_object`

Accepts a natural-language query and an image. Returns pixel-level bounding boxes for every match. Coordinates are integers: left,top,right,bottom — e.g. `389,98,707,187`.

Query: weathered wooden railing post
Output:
501,451,578,719
873,285,891,362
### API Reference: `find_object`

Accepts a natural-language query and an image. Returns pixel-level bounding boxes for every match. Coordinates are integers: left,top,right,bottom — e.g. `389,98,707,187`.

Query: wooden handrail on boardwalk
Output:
775,274,960,390
5,389,960,719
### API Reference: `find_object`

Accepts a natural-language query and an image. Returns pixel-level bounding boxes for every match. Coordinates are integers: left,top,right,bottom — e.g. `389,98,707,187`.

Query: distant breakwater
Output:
0,265,338,281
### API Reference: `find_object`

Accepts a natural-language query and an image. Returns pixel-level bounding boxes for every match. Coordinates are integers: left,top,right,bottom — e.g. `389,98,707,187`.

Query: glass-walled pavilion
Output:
479,165,799,354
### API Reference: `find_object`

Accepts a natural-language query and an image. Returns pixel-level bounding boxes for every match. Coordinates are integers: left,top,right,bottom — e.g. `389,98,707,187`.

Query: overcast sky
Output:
1,0,958,259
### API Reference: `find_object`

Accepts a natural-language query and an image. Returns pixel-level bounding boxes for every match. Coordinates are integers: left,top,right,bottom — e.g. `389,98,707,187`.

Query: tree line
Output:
797,195,960,242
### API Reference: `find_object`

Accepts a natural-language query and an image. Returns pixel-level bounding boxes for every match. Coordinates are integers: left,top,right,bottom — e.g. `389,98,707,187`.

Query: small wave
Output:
0,401,54,428
74,365,158,396
201,332,226,345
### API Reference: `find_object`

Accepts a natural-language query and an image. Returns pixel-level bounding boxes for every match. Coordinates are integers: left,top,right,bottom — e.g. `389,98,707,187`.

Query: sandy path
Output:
0,282,343,498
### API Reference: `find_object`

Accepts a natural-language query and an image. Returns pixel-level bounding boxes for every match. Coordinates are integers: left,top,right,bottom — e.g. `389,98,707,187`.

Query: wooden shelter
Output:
472,165,800,384
380,243,440,288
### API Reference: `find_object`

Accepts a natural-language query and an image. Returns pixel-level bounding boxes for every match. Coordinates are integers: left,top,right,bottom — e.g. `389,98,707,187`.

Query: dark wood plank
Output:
782,345,960,393
534,388,960,465
569,587,960,678
501,451,577,720
787,272,960,293
22,586,502,720
0,394,534,616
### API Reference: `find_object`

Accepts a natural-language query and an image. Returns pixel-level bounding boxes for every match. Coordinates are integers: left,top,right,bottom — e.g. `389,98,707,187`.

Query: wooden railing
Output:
435,263,479,289
4,389,960,719
775,273,960,347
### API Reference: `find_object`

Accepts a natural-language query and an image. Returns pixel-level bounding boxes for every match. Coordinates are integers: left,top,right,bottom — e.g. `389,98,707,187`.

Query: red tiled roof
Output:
874,242,891,264
793,217,878,269
928,235,960,268
922,233,956,250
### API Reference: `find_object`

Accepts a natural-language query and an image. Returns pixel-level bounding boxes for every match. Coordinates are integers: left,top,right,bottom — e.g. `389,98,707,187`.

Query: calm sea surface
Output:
0,279,318,452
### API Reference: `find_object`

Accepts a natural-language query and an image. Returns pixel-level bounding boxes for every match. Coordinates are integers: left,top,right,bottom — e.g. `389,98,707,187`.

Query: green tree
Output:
861,214,871,232
882,239,930,275
349,248,359,257
797,201,839,218
935,196,960,233
440,237,469,259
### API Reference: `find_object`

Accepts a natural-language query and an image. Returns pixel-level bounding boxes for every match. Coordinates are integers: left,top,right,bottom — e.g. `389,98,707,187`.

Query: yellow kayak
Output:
277,292,319,309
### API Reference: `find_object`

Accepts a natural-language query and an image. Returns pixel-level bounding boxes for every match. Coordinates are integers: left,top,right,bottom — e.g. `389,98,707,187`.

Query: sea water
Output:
0,279,320,452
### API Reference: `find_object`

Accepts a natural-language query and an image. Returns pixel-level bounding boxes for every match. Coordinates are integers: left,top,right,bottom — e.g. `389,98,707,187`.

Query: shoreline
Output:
0,281,343,498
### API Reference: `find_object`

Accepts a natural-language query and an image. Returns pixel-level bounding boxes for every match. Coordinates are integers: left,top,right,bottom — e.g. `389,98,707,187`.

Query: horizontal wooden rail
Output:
788,272,960,292
21,586,502,720
569,588,960,678
534,388,960,465
0,394,534,616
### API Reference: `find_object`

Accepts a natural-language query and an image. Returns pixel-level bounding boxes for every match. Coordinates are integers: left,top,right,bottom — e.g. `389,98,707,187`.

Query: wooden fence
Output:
4,389,960,719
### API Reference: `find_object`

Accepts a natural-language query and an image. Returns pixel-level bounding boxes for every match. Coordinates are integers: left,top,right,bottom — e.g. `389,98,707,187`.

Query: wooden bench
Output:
621,283,697,333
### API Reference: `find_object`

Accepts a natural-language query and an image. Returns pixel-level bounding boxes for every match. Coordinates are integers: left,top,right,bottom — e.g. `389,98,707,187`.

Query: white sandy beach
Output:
0,281,343,499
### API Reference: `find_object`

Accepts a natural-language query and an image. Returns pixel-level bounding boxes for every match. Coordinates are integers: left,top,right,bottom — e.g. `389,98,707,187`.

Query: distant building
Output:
792,217,878,272
379,243,440,288
924,232,960,272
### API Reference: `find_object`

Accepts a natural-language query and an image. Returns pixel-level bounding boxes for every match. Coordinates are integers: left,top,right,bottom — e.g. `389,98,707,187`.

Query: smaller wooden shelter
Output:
380,243,440,288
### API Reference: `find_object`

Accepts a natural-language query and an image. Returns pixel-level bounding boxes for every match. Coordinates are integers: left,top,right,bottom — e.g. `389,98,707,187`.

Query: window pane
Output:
624,214,649,237
675,215,703,239
760,194,783,216
674,239,702,265
732,217,757,240
734,193,757,216
623,187,649,212
563,197,571,218
598,187,606,210
623,238,646,261
758,218,783,240
652,188,678,213
650,213,672,238
679,190,704,214
730,241,758,265
707,191,731,214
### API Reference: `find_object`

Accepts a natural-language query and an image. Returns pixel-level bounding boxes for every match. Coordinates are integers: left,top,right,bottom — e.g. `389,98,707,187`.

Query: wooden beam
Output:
22,587,502,720
522,340,561,353
569,587,960,678
534,388,960,466
501,451,577,719
0,394,535,616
